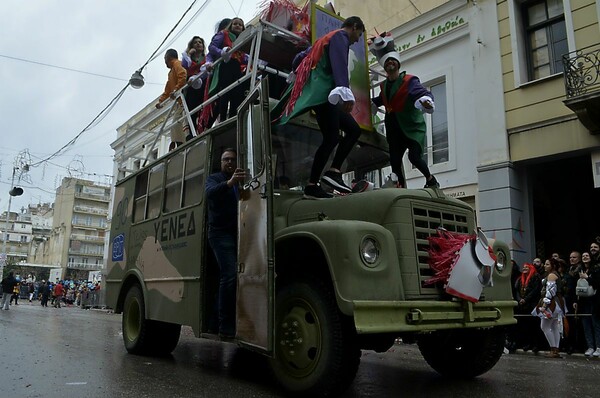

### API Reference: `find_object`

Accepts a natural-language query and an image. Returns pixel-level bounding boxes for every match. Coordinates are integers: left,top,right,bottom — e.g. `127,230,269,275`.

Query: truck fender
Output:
275,220,404,315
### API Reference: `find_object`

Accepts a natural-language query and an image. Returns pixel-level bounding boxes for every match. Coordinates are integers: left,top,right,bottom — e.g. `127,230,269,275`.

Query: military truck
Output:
106,19,515,397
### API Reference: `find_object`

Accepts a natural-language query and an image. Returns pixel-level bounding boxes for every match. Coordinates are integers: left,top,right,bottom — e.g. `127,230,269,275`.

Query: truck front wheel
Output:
122,284,181,356
270,279,360,397
417,327,505,378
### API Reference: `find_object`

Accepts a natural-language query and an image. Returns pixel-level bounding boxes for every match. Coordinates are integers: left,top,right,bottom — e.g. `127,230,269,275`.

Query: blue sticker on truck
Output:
112,233,125,261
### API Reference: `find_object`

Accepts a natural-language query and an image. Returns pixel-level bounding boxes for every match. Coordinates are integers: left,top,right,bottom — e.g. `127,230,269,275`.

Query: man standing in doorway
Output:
205,148,246,339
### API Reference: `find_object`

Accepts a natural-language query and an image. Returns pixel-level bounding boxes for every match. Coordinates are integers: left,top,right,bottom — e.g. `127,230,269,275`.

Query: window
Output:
164,152,184,213
182,141,206,207
522,0,567,80
20,236,27,243
417,81,449,168
133,170,148,223
146,164,164,219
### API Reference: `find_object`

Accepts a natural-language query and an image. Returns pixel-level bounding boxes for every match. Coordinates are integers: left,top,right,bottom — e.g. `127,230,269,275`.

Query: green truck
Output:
107,21,515,397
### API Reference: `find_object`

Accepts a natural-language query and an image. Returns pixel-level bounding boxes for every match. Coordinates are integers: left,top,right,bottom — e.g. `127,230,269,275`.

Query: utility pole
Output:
1,151,29,277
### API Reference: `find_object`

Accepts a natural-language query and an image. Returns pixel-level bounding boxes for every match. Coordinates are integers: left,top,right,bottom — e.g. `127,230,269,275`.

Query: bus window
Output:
164,152,185,213
147,163,164,219
182,140,206,207
133,170,149,223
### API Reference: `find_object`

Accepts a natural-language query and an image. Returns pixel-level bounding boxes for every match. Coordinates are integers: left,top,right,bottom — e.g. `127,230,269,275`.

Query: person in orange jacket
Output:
156,48,188,149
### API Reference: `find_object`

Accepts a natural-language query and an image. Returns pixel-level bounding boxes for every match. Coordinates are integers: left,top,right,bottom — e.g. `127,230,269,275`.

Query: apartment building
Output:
0,211,32,266
48,177,110,276
496,0,600,259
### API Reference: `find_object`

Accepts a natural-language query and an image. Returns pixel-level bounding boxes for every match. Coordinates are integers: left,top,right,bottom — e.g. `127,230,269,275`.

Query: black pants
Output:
310,102,361,184
385,117,431,186
184,84,205,130
216,60,249,121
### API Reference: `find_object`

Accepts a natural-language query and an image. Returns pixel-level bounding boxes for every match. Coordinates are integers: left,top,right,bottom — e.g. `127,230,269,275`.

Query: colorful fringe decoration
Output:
259,0,310,41
196,77,215,135
282,29,340,118
424,230,476,286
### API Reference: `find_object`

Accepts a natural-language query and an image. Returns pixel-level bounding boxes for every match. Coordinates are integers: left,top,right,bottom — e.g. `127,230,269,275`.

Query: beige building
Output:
335,0,449,34
496,0,600,258
44,177,110,277
0,211,31,266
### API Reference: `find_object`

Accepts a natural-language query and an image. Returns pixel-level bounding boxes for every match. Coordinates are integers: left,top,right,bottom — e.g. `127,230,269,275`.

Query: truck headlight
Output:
495,250,506,272
360,236,380,266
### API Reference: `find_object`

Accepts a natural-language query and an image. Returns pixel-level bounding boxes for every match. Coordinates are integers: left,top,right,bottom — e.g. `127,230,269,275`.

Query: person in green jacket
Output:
371,35,439,189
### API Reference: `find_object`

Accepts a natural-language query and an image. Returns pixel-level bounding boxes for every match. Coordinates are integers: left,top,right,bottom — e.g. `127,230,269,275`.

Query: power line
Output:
0,54,161,85
29,0,202,169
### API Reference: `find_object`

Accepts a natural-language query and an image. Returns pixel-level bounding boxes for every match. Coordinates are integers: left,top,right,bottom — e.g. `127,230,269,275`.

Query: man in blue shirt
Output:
205,148,246,339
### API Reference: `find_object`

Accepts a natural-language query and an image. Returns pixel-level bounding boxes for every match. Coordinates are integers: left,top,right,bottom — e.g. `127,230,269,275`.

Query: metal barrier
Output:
78,288,107,309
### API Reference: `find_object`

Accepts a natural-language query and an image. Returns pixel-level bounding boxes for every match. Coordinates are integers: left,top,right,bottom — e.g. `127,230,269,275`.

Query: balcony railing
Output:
74,192,110,202
72,220,107,229
67,262,104,270
68,248,104,256
563,44,600,98
70,234,105,243
73,205,108,216
562,44,600,134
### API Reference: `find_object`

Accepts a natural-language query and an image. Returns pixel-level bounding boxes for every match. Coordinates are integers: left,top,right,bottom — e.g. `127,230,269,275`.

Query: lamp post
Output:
1,167,16,278
1,166,24,278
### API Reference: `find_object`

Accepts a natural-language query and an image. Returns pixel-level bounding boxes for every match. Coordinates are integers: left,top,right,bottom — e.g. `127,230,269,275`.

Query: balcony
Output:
68,248,104,257
74,192,110,202
67,262,104,271
70,234,105,243
71,220,107,229
562,44,600,134
73,205,108,216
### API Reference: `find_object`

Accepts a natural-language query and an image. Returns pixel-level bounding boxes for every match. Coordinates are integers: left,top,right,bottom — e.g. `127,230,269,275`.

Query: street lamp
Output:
129,70,145,89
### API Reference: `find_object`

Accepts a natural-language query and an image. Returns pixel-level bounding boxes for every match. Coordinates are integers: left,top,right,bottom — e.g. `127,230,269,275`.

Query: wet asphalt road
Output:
1,302,599,398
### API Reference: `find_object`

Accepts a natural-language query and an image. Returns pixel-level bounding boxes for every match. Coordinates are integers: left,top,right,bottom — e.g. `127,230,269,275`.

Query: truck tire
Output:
270,279,360,397
122,284,181,356
417,327,505,378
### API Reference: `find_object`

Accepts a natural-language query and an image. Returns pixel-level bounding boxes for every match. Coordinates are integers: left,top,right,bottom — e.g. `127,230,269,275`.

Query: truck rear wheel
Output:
417,328,505,378
270,279,360,397
122,284,181,356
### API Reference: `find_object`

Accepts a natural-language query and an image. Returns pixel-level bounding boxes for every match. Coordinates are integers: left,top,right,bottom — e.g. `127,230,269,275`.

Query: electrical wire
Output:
28,0,203,169
0,54,160,85
146,0,212,63
139,0,200,67
29,85,128,167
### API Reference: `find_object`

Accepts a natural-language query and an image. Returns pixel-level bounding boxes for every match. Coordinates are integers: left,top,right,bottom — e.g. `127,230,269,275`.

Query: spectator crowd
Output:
1,276,102,310
507,240,600,358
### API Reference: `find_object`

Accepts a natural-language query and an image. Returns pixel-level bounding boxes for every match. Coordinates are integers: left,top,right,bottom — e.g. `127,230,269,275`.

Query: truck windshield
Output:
271,122,389,191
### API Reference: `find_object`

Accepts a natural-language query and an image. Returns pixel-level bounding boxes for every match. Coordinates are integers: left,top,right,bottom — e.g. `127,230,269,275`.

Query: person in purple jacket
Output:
370,36,439,189
273,16,365,199
205,18,249,125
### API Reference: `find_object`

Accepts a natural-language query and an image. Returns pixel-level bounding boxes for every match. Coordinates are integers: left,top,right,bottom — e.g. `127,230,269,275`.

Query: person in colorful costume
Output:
199,17,249,131
370,36,439,188
534,258,567,358
156,48,188,149
181,36,208,140
274,16,365,199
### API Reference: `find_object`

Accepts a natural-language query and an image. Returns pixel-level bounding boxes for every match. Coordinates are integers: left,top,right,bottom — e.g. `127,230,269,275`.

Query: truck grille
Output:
412,205,470,293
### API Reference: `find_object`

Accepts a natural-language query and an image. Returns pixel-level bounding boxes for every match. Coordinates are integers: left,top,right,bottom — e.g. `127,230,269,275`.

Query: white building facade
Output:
366,0,521,260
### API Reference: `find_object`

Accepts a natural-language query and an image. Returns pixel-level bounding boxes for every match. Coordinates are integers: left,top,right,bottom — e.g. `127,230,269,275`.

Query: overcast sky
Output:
0,0,259,214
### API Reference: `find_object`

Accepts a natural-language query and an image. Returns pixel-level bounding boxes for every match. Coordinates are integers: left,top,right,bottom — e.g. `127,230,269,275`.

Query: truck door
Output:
236,78,274,354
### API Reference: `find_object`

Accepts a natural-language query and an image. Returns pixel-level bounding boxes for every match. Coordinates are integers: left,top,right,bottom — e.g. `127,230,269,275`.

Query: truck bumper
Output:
353,300,516,334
